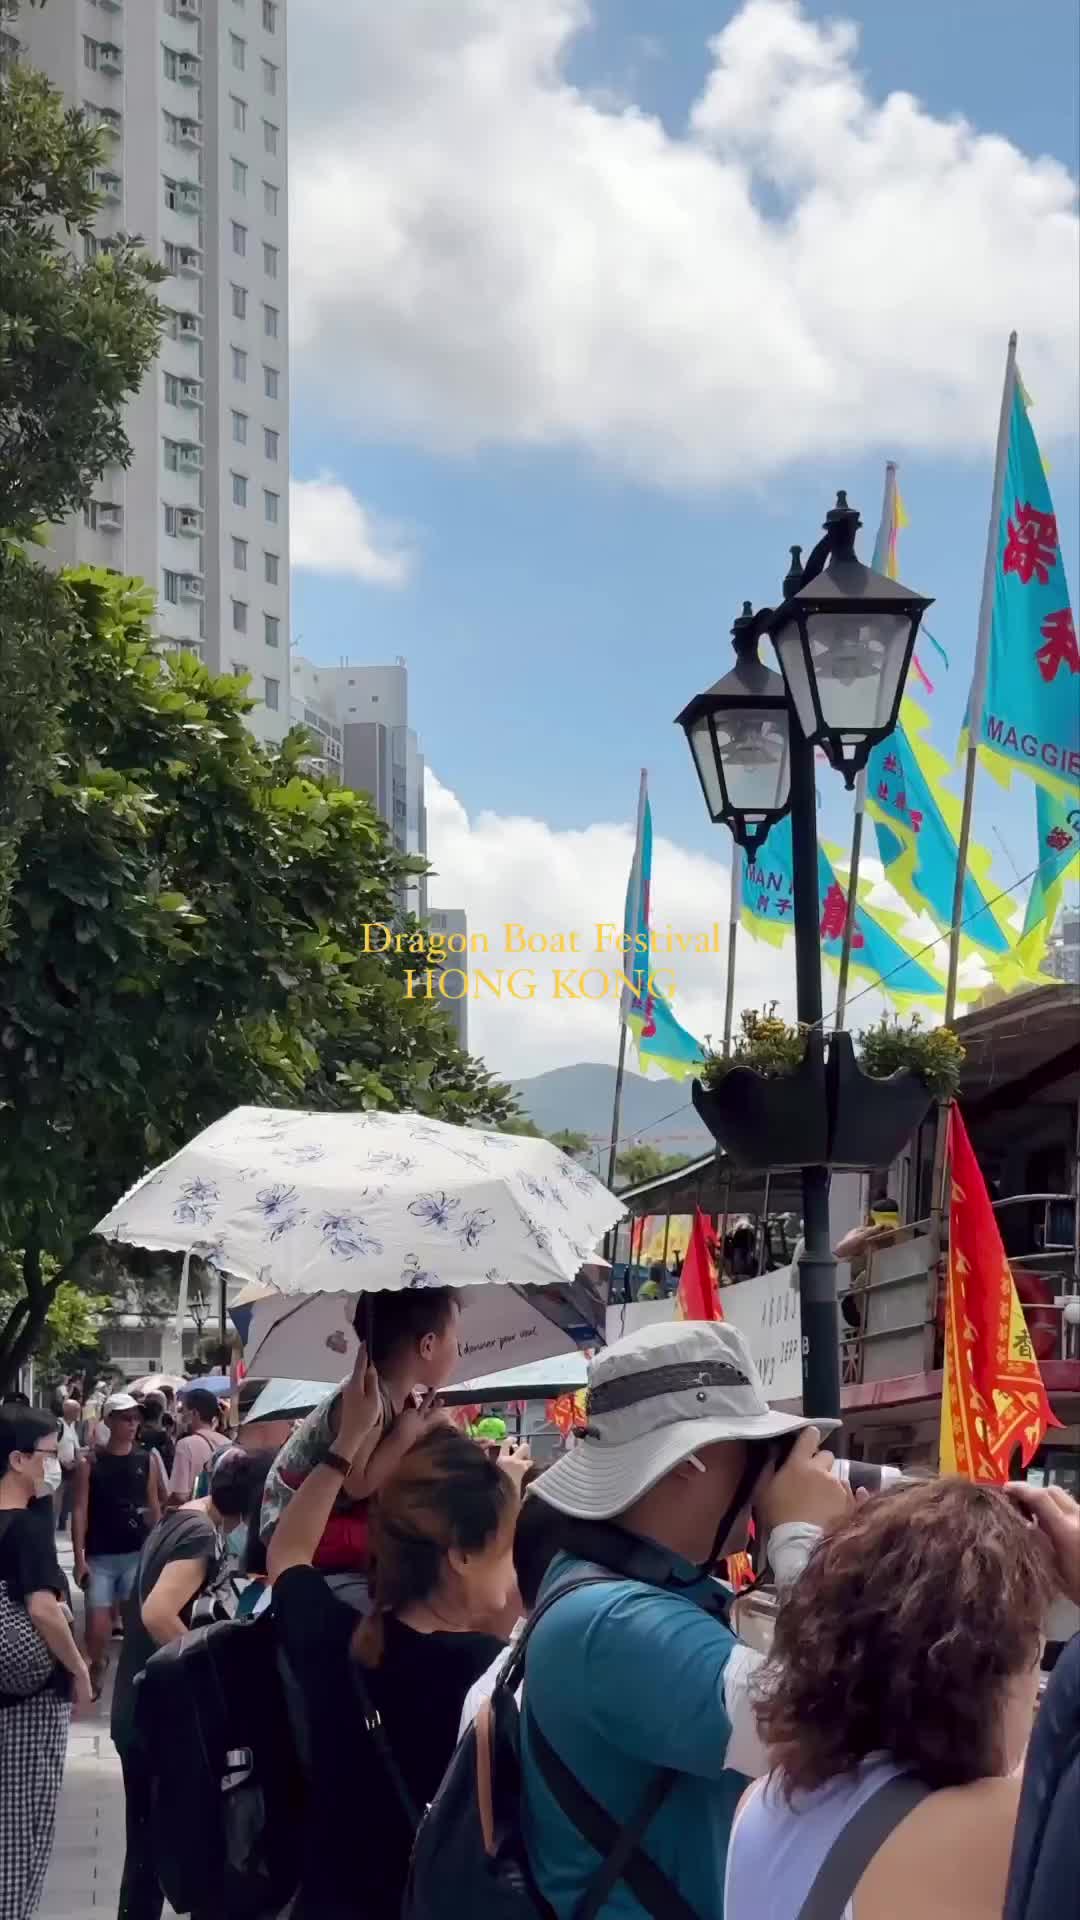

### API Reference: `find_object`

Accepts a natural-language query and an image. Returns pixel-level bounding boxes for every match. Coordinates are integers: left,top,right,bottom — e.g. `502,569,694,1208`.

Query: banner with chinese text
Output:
939,1104,1060,1480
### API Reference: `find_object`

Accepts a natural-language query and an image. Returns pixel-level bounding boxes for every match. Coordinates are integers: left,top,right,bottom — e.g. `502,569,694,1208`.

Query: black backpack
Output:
403,1574,701,1920
134,1607,305,1920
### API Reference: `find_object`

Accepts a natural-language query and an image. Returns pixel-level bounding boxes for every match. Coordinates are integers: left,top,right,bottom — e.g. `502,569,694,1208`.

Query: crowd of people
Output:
1,1297,1078,1920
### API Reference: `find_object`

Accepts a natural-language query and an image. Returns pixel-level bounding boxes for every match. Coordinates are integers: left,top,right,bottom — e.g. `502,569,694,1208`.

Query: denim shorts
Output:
87,1552,140,1611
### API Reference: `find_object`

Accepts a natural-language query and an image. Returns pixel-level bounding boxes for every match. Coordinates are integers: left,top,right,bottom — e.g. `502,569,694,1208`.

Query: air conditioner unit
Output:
97,503,123,533
96,171,122,202
176,311,201,340
176,507,202,537
177,182,201,213
177,118,202,147
98,44,123,76
96,108,122,137
177,53,201,84
177,444,202,472
177,246,202,276
176,0,200,17
179,574,204,602
178,378,202,407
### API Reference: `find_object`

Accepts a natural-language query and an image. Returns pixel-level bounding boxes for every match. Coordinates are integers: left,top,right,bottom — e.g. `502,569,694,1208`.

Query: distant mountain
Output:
510,1062,711,1160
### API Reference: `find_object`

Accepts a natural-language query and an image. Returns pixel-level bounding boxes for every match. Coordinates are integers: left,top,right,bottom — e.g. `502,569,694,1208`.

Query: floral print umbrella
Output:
93,1104,624,1298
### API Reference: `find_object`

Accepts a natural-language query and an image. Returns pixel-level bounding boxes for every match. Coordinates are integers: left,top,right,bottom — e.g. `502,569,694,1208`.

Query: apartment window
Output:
231,94,247,132
263,120,279,155
82,501,99,531
231,283,247,319
264,426,279,461
263,303,279,339
232,471,248,508
264,550,279,585
232,158,248,196
84,38,100,71
231,221,247,257
265,613,280,648
263,180,279,216
232,599,248,634
230,33,246,71
163,504,177,536
262,1,277,31
232,536,248,571
163,569,180,605
231,345,248,382
163,111,181,145
162,45,178,81
264,676,280,712
264,489,279,525
163,438,181,470
163,372,182,404
263,242,278,279
163,177,179,212
263,364,279,400
231,662,246,679
262,59,278,96
231,409,248,445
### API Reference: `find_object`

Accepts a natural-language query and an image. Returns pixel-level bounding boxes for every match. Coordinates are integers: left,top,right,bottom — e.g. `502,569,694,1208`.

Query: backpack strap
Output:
527,1711,699,1920
348,1659,421,1834
795,1775,931,1920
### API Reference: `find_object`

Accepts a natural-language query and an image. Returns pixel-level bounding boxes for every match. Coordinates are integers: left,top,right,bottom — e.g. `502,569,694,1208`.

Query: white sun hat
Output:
532,1317,839,1522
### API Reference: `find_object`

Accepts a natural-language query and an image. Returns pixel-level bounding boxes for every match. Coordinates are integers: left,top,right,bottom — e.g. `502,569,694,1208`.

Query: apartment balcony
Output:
176,181,202,214
97,44,123,77
96,502,123,534
177,118,202,148
176,507,202,538
177,377,202,408
176,245,202,277
178,574,204,603
176,53,201,85
95,170,122,204
176,444,202,473
175,311,202,342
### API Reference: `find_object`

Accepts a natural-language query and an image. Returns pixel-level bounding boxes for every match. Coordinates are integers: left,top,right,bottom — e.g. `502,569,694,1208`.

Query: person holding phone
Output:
267,1346,521,1920
260,1289,462,1589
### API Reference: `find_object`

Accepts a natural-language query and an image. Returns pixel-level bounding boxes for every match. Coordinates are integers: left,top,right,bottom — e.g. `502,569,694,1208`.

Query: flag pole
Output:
944,330,1018,1025
606,769,648,1195
722,851,741,1056
834,769,865,1031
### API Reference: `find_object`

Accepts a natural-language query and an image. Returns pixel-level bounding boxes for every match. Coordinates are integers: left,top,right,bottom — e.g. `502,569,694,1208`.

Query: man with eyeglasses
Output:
72,1394,161,1697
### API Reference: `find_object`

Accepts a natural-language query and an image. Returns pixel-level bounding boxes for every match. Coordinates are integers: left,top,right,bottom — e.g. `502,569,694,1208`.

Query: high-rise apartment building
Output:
291,655,429,915
11,0,290,747
1045,907,1080,985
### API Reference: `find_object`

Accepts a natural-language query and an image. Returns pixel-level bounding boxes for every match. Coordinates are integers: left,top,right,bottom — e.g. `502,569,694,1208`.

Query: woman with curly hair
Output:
724,1479,1057,1920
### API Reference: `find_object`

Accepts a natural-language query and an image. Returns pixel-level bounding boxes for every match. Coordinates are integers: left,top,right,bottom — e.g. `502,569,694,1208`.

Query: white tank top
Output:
724,1757,903,1920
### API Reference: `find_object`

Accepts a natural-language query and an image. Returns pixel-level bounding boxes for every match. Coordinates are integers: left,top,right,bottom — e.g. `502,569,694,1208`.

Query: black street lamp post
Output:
676,494,932,1422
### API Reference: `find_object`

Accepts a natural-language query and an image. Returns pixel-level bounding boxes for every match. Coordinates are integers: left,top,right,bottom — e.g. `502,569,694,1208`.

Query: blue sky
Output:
286,2,1078,1076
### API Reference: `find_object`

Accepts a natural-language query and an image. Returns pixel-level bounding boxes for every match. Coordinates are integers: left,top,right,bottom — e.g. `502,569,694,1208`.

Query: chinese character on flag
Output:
1035,608,1080,683
908,809,924,835
883,753,899,775
776,897,792,916
820,881,861,947
1003,500,1059,587
1046,825,1073,852
877,780,889,803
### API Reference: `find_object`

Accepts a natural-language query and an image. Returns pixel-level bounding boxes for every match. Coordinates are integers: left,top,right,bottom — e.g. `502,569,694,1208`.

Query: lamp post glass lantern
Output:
676,604,792,857
770,493,933,787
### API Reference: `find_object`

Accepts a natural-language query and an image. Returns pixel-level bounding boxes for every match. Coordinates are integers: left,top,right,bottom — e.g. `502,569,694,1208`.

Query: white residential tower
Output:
11,0,291,746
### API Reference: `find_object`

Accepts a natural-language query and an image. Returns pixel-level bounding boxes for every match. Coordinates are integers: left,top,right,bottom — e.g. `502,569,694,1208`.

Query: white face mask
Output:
41,1456,63,1494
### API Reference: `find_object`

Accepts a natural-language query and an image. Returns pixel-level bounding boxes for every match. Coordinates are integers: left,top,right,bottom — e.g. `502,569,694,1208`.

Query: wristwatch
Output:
319,1448,352,1477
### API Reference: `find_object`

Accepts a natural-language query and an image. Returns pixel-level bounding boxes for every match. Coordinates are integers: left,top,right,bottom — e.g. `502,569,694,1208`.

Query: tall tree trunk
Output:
0,1240,54,1395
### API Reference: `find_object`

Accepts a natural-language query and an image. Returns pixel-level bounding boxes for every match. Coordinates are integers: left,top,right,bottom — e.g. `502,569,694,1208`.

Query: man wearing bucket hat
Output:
520,1318,853,1919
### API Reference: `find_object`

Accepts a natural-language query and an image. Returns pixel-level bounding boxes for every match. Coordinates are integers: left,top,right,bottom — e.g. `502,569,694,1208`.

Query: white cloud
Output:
290,473,414,586
426,770,792,1084
289,0,1078,488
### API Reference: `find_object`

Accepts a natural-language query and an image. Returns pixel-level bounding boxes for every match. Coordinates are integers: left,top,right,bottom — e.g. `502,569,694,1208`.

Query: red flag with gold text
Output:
939,1104,1060,1479
675,1209,723,1322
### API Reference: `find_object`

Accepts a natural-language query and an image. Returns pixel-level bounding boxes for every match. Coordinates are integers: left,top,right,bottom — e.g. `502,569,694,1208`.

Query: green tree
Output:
548,1129,593,1160
614,1144,686,1189
0,572,514,1387
502,1112,542,1137
0,57,164,945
